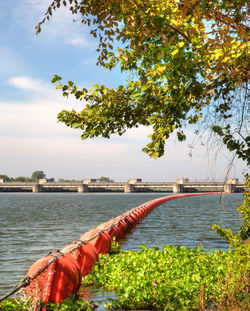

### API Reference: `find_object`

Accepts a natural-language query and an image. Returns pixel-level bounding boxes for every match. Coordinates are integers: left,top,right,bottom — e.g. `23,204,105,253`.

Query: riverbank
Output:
81,242,249,310
0,242,249,310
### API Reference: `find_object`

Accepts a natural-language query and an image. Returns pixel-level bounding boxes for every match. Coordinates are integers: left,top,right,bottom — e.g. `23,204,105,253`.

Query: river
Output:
0,192,243,304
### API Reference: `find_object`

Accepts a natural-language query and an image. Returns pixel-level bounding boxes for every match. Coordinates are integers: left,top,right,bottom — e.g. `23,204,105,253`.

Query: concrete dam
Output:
0,178,246,193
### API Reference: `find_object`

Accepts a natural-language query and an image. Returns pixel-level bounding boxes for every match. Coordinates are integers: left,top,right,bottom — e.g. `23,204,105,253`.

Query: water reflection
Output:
79,286,117,310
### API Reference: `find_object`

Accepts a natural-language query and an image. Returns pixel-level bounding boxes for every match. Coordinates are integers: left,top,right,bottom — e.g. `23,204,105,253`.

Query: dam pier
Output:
0,178,246,193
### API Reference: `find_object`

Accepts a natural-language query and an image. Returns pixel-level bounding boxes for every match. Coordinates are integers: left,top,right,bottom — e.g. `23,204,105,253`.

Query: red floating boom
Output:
26,253,81,304
26,192,220,304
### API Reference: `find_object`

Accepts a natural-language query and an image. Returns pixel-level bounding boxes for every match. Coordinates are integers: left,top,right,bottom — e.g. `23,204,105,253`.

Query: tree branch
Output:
168,24,191,43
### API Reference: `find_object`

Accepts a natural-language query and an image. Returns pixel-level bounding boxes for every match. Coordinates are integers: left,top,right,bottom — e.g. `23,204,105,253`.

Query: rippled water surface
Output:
0,192,243,302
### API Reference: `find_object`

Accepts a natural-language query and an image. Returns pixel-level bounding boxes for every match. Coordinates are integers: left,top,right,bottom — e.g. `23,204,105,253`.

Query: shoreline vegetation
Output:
0,172,114,183
84,242,249,310
0,242,249,311
0,177,249,311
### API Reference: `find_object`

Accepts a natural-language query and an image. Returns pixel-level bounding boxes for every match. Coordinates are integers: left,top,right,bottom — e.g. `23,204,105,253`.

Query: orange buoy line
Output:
0,192,221,305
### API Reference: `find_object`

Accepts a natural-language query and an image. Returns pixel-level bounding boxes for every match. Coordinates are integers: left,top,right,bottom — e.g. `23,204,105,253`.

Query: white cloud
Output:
8,76,44,93
1,76,83,137
0,135,203,181
0,75,247,182
0,134,246,182
3,76,152,140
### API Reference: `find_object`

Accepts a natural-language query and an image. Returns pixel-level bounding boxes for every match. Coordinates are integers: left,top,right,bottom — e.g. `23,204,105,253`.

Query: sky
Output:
0,0,248,182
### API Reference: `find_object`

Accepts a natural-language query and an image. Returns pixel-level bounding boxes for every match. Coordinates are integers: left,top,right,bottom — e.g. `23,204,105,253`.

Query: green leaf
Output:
51,74,62,83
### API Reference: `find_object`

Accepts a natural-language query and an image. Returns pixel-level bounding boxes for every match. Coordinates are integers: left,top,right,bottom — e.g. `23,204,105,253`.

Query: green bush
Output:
0,296,95,311
83,243,249,310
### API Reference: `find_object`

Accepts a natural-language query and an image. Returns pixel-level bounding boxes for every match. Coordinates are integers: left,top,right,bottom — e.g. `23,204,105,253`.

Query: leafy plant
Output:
109,238,121,255
82,243,249,310
46,296,95,311
212,174,249,248
0,296,94,311
0,298,28,311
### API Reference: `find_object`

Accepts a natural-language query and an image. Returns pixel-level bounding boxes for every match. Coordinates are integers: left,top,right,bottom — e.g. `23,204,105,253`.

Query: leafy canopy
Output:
31,170,46,182
0,175,10,182
98,176,114,182
38,0,249,160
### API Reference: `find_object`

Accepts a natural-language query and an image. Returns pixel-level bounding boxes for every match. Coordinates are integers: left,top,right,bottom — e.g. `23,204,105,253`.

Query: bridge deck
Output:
0,182,246,193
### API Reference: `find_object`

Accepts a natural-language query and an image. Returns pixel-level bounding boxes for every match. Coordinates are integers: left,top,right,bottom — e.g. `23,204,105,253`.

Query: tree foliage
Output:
57,178,82,182
0,172,49,182
37,0,249,161
0,175,32,182
98,176,114,182
0,175,10,182
31,170,46,182
11,176,33,182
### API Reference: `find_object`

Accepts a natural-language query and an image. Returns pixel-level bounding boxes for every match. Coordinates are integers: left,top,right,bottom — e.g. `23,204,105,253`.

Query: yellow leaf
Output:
158,65,166,72
171,48,178,56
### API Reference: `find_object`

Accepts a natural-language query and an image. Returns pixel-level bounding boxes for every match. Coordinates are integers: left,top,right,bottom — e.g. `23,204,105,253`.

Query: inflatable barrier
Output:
0,192,221,305
26,252,81,303
61,242,99,276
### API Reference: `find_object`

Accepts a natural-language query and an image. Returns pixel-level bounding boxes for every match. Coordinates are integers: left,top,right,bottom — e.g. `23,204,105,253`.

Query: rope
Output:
0,202,144,302
0,192,220,303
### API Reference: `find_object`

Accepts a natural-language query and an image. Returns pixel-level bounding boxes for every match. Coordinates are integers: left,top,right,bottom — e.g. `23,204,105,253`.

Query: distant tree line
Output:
57,176,114,182
0,171,53,182
57,178,82,183
0,172,114,183
97,176,114,183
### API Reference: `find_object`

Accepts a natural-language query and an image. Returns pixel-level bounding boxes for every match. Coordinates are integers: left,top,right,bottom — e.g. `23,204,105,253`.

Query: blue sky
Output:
0,0,247,182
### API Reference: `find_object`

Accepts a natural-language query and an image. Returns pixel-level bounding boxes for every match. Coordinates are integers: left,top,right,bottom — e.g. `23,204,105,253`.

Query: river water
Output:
0,192,243,303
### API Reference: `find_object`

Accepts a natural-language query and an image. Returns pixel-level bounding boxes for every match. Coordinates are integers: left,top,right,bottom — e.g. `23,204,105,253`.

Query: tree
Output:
58,178,82,182
37,0,249,163
31,171,46,182
11,176,32,182
98,176,114,183
0,174,10,182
